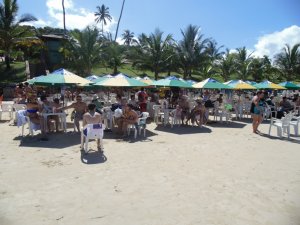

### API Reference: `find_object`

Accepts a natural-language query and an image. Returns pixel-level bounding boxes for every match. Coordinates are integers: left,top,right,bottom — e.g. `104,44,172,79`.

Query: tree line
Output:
0,0,299,82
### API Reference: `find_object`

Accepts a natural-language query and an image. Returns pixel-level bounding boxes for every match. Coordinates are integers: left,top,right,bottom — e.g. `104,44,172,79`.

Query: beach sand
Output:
0,115,300,225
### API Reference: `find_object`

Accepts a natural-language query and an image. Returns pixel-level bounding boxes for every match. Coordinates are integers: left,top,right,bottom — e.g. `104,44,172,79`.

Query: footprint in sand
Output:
41,160,64,168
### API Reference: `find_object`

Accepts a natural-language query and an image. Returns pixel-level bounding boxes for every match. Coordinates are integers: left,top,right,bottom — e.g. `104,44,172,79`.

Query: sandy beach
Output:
0,115,300,225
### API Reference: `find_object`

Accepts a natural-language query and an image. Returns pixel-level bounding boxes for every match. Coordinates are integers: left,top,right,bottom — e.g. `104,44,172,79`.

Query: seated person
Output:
119,104,138,137
16,94,27,104
82,103,103,150
26,96,47,140
280,97,294,112
40,95,55,132
170,105,182,121
178,95,190,124
60,95,87,132
186,99,206,126
91,96,103,114
128,95,139,111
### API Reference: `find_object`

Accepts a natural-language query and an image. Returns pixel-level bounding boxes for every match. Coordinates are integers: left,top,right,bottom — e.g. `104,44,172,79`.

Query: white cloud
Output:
22,19,52,27
45,0,116,31
253,25,300,58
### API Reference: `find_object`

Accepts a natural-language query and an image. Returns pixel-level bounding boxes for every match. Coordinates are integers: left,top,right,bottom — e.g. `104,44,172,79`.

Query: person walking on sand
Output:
250,90,264,134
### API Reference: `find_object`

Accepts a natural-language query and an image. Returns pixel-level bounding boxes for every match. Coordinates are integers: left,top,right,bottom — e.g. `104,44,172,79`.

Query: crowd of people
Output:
1,82,299,142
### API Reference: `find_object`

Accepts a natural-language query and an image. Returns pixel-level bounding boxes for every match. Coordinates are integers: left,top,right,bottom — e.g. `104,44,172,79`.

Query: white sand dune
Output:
0,117,299,225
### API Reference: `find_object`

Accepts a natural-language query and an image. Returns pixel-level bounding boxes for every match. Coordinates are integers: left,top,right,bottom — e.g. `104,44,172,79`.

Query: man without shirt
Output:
60,95,87,132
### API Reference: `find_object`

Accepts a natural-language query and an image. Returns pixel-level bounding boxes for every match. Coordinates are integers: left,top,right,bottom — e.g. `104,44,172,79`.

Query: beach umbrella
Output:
85,75,99,81
33,68,92,86
193,78,230,89
134,76,154,85
278,81,300,90
25,75,46,85
224,80,257,90
153,76,192,88
93,73,148,87
255,80,286,90
245,80,257,86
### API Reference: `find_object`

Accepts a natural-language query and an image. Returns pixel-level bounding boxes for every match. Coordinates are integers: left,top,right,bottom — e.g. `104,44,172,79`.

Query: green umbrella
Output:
193,78,230,89
93,73,148,87
278,81,300,90
153,76,192,88
33,68,92,86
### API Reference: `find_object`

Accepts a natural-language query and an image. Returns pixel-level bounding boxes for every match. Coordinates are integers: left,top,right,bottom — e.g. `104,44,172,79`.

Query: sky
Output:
19,0,300,58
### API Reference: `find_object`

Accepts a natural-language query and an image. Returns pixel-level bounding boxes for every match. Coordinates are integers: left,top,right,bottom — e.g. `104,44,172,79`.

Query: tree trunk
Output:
113,65,118,74
114,0,125,42
62,0,66,36
5,55,11,69
154,71,158,80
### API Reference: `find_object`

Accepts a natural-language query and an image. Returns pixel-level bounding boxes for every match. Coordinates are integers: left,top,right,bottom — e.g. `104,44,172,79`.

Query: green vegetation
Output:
0,61,25,82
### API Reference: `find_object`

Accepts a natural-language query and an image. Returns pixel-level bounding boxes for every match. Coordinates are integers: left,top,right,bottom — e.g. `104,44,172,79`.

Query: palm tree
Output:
131,29,173,80
122,29,134,46
114,0,125,42
103,42,125,74
215,49,235,82
233,47,253,80
274,43,300,81
176,24,209,79
94,4,112,34
64,26,103,75
0,0,37,69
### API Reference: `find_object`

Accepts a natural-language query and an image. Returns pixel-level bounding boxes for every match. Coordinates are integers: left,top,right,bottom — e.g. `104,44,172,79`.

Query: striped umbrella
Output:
153,76,192,88
93,73,148,87
193,78,230,89
33,68,92,86
134,76,154,85
255,80,286,90
224,80,257,89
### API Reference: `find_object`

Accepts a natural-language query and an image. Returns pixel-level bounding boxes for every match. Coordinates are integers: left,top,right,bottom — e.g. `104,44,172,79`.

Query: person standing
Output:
250,91,264,134
137,88,148,112
60,95,87,132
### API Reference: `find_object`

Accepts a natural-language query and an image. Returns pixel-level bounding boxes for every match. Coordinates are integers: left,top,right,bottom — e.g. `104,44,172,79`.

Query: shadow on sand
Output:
258,132,300,144
206,121,247,129
154,124,212,135
80,150,107,164
16,132,81,149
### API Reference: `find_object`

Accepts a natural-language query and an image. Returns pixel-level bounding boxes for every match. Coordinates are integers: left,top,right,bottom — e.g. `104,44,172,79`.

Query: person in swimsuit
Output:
26,96,47,140
251,90,264,134
60,95,87,132
120,104,138,137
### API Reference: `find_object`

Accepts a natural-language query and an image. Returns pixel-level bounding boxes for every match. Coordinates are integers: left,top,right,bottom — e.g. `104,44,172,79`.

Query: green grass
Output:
0,61,26,83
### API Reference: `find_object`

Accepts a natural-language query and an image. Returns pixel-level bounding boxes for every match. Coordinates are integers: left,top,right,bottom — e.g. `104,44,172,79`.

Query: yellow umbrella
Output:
224,80,257,89
256,80,286,90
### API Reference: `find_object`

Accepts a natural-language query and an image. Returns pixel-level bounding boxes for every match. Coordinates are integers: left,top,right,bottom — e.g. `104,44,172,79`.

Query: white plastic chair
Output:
127,112,149,139
153,105,163,124
170,109,181,128
102,107,114,129
13,104,26,122
80,123,105,154
0,103,13,120
290,116,300,136
269,113,293,138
